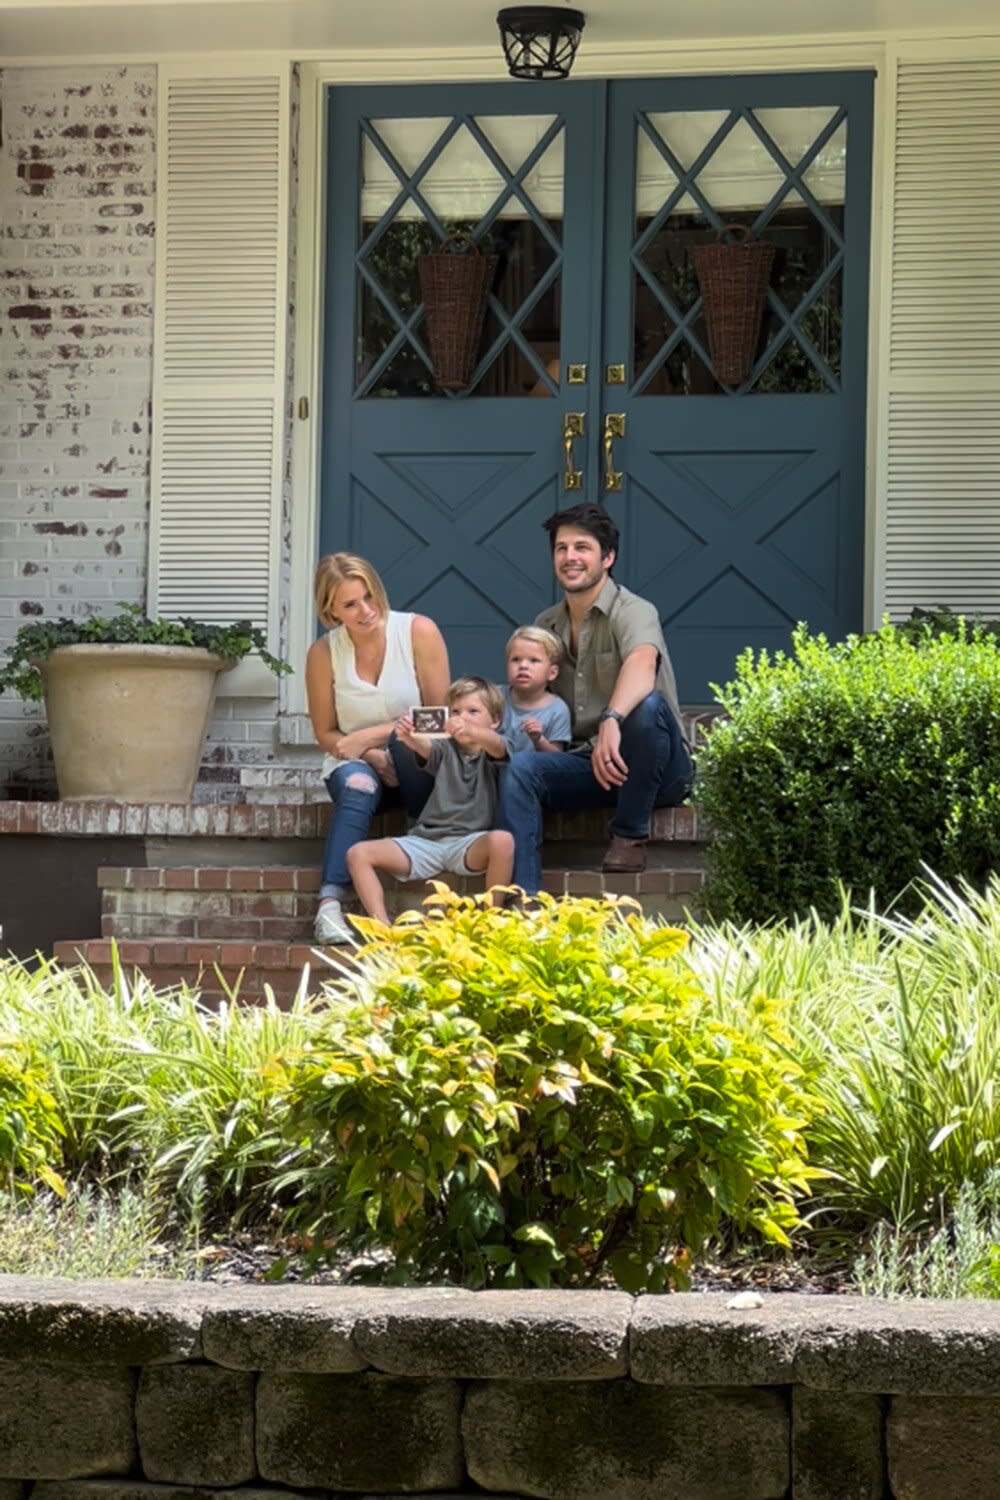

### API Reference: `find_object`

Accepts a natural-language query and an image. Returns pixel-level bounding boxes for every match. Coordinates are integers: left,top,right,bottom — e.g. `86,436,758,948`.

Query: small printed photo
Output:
411,705,448,736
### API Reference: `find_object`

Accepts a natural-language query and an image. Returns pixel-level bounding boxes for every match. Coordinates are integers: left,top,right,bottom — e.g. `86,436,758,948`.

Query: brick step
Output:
0,798,705,846
55,854,702,1005
51,939,325,1005
96,864,705,943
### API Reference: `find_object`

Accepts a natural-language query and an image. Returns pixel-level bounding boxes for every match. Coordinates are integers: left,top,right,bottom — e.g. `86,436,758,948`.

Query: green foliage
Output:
275,890,814,1291
852,1177,1000,1300
0,954,314,1229
696,620,1000,923
688,876,1000,1232
0,1182,195,1279
897,604,1000,644
0,1028,65,1197
0,601,290,701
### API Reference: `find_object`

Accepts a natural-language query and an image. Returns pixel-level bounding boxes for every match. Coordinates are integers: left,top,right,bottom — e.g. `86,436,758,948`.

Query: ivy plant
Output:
0,603,290,702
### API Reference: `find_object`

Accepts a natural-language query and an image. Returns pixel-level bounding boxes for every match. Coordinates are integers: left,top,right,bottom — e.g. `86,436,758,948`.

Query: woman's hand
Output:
335,728,377,762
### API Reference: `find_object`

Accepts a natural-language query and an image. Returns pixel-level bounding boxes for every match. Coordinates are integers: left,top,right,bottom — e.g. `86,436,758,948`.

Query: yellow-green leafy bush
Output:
276,892,815,1290
0,1031,65,1197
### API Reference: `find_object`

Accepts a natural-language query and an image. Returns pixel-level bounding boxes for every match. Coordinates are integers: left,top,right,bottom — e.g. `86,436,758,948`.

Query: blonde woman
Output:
305,553,449,942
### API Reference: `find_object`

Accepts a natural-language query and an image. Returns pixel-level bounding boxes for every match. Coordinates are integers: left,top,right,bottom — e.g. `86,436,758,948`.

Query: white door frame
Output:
287,37,887,715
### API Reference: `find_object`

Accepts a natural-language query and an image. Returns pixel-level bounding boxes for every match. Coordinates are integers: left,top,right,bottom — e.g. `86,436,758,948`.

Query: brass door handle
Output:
563,412,584,491
603,412,625,491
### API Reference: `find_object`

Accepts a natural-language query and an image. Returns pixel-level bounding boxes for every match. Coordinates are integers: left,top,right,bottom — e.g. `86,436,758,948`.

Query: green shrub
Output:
275,891,815,1290
852,1177,1000,1300
688,877,1000,1231
0,1182,194,1279
0,954,314,1228
696,621,1000,923
0,1029,65,1196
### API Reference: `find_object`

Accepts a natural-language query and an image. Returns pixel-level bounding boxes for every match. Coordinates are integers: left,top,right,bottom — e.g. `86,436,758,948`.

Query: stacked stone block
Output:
1,1278,1000,1496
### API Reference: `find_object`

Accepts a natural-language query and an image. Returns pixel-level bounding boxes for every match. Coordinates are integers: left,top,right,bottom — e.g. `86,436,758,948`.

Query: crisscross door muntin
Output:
603,72,873,700
321,72,873,698
322,80,605,670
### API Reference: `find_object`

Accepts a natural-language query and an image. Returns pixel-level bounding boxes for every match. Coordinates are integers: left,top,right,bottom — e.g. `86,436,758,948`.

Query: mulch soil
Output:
183,1232,853,1294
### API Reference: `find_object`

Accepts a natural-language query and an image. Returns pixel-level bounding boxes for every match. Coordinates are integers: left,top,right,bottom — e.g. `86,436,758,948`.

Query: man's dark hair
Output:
542,503,620,559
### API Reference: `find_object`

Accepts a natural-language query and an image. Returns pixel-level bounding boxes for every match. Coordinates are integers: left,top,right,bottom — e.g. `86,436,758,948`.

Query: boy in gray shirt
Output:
347,676,513,926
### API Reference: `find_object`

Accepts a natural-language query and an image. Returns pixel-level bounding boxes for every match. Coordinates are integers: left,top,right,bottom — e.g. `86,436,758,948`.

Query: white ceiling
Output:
0,0,997,61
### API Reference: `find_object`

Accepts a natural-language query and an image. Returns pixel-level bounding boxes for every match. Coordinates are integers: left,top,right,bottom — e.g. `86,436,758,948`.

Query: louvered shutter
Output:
148,67,289,693
883,57,1000,618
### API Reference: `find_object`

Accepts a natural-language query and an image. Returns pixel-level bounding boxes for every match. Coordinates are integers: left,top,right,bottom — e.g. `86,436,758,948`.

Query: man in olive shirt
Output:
498,502,692,893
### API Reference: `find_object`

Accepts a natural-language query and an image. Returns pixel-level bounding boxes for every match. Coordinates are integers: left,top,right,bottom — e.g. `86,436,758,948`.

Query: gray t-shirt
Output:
411,738,501,840
500,686,572,754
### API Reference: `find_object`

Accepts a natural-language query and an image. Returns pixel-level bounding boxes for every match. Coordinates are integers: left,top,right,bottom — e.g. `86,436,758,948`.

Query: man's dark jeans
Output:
498,691,692,893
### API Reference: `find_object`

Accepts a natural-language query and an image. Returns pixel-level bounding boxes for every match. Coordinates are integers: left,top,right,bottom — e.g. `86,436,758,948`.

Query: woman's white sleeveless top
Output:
321,610,420,779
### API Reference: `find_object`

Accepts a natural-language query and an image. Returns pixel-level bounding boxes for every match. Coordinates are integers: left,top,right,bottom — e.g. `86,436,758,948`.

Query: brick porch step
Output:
9,798,710,972
0,798,704,846
95,863,705,943
50,938,326,1005
55,850,705,1003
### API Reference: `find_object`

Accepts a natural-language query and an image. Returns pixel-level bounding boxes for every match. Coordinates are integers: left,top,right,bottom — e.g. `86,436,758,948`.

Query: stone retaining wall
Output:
0,1277,997,1498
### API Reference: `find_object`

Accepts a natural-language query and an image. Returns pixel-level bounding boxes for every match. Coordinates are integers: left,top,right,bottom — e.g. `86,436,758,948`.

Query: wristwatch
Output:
598,707,624,725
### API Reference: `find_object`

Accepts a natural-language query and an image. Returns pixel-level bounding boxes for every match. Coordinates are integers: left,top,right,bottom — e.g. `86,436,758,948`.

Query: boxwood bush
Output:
697,620,1000,923
274,891,814,1290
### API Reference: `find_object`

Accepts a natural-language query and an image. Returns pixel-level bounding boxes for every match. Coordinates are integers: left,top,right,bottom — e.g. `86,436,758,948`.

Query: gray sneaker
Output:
314,898,353,945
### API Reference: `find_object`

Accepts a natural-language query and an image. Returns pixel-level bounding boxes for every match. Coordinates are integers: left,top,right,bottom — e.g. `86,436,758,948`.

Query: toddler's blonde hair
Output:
505,624,563,665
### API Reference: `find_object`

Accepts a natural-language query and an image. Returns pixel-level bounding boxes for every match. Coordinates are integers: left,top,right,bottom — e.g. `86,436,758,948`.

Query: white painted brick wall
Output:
0,62,322,799
0,64,156,791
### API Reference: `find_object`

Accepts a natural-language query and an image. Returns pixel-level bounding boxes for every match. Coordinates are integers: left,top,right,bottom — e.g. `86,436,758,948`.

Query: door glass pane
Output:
633,107,845,394
358,115,564,398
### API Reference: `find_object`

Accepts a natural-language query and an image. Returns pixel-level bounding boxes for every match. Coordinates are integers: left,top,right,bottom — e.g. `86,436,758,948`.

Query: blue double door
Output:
322,71,873,702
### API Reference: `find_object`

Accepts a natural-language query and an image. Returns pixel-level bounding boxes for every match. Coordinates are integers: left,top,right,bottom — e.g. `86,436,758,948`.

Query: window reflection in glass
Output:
357,115,564,398
633,206,844,394
633,108,846,395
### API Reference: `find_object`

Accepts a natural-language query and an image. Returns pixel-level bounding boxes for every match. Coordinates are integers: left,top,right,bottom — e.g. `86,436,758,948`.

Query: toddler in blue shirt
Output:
501,626,571,754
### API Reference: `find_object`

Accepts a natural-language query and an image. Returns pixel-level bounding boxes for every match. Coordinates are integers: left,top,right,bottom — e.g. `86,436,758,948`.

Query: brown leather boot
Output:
603,835,647,873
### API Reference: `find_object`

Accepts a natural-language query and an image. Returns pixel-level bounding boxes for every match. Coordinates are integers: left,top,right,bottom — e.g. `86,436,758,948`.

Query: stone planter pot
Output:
36,643,234,802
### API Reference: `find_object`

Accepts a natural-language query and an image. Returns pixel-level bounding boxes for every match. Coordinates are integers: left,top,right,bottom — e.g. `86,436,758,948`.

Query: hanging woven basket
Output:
691,224,776,387
418,233,498,392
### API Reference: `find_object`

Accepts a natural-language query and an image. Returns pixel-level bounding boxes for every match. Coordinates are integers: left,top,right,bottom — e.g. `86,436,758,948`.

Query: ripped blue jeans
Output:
320,737,433,890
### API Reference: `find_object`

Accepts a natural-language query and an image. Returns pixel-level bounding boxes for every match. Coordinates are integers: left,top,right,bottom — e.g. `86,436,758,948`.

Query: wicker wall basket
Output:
418,234,498,392
691,224,776,387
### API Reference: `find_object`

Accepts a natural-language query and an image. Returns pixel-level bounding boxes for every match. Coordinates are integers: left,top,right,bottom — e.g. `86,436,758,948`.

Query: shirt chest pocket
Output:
593,649,619,699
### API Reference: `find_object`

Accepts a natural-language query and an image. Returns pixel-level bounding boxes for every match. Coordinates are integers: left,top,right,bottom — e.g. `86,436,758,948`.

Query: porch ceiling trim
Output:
8,27,999,72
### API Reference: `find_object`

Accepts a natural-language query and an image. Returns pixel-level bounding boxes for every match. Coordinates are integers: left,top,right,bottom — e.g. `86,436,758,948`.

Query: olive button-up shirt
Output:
535,577,685,750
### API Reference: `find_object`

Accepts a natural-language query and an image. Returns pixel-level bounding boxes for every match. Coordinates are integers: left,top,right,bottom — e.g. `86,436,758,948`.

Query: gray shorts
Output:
392,832,485,882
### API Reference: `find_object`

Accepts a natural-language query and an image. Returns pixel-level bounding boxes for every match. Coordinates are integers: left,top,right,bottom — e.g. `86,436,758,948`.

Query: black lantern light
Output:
497,6,586,80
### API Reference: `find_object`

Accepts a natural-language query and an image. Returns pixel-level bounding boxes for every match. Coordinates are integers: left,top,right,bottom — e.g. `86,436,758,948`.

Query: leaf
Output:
928,1121,962,1152
513,1222,557,1247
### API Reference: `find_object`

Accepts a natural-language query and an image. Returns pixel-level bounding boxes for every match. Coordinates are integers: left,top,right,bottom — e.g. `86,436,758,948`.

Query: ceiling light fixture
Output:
497,6,586,80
